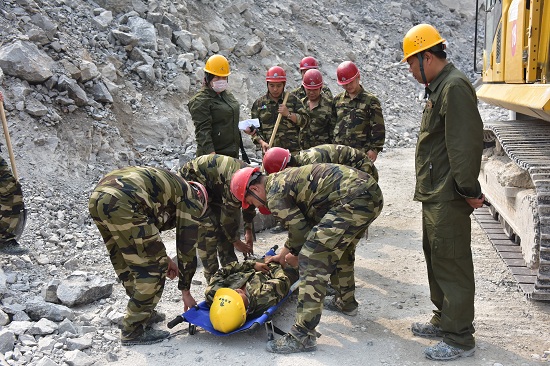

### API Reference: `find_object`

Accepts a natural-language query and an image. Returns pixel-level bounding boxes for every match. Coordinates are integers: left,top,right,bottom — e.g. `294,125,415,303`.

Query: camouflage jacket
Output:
265,164,378,254
332,86,385,154
178,154,256,238
188,88,241,158
415,63,483,202
291,84,333,101
250,91,309,152
204,260,292,318
293,143,378,181
299,93,335,149
91,166,205,291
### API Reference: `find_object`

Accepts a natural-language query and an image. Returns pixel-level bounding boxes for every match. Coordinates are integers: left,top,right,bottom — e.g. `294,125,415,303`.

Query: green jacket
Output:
188,88,241,158
265,164,379,255
250,91,309,153
332,86,385,154
414,63,483,202
299,93,335,150
178,154,256,239
293,143,378,181
205,260,294,318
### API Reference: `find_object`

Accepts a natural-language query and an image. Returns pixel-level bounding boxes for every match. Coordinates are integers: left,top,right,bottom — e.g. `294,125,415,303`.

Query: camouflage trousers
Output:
0,156,23,242
198,203,238,282
88,190,169,335
289,184,384,342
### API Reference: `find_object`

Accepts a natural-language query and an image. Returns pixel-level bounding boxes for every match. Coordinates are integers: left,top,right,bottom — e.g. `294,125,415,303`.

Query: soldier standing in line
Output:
88,166,208,346
247,66,309,155
179,154,255,282
262,144,378,182
298,69,334,150
230,164,383,353
401,24,484,361
290,56,333,101
332,61,385,162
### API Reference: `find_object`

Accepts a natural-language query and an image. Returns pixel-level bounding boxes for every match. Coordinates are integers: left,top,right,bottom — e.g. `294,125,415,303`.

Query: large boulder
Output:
0,40,54,83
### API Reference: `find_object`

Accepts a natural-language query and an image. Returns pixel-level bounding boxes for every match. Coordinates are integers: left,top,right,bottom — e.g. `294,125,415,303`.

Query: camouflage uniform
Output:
205,260,298,318
299,93,335,150
292,143,378,181
0,155,23,243
188,87,241,158
264,164,384,343
178,154,256,281
291,84,333,101
88,166,205,337
332,86,385,155
250,92,309,153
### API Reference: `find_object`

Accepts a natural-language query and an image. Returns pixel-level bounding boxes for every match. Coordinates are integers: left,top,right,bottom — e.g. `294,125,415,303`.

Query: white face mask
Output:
211,80,228,93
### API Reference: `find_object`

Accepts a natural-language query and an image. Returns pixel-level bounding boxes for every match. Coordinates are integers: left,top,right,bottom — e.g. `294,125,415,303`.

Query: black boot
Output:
0,239,28,255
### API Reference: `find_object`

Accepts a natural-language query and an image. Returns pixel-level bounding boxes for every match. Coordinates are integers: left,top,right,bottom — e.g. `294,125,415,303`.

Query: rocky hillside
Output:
0,0,497,364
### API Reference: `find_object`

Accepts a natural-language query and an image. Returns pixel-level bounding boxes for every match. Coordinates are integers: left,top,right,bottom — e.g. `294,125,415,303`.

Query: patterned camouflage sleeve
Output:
287,93,309,129
204,260,256,304
370,96,385,153
250,99,263,145
219,204,241,242
246,263,292,317
242,206,256,231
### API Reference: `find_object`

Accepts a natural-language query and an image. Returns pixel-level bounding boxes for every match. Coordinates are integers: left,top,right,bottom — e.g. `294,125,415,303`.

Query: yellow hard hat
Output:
209,288,246,333
401,24,446,62
204,54,231,77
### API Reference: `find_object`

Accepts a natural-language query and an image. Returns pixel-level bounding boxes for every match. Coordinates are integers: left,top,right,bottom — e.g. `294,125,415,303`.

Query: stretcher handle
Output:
167,315,184,329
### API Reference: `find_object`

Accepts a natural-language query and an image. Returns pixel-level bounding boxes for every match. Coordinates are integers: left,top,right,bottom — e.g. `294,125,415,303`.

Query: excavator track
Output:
477,119,550,300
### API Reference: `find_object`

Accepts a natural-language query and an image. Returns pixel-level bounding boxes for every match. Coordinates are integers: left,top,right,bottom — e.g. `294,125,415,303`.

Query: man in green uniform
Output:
188,54,242,159
179,154,255,282
332,61,385,162
298,69,334,150
230,164,383,353
205,259,298,320
89,166,208,346
247,66,309,154
402,24,485,361
0,155,26,255
262,144,378,182
291,56,333,101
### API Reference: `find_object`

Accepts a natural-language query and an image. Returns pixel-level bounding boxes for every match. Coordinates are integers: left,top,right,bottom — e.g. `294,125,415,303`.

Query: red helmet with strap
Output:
336,61,360,85
263,147,291,174
266,66,287,82
299,56,319,70
302,69,323,90
230,167,261,209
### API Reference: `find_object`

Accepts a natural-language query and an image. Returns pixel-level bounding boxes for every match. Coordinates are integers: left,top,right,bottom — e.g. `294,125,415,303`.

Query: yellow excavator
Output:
475,0,550,299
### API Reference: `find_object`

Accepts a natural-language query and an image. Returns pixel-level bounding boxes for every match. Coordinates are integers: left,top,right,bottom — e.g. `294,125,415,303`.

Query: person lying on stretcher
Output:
206,256,299,333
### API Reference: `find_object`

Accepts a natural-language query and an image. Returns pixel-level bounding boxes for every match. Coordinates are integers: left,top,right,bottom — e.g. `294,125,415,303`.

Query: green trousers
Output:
422,199,475,350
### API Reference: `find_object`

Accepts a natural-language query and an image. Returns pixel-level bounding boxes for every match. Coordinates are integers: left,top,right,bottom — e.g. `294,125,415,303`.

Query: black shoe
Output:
0,239,28,255
121,328,170,346
146,310,166,327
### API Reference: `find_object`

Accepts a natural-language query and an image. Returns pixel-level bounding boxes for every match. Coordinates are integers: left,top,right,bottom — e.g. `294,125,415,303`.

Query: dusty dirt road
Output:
111,147,550,366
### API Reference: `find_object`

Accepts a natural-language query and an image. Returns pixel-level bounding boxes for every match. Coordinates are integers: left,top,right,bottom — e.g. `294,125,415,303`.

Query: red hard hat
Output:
299,56,319,70
302,69,323,90
266,66,287,82
336,61,360,85
263,147,291,174
230,167,261,209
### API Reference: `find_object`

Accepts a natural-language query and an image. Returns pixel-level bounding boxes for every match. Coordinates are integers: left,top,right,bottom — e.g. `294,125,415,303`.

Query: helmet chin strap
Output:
416,52,429,99
246,189,267,207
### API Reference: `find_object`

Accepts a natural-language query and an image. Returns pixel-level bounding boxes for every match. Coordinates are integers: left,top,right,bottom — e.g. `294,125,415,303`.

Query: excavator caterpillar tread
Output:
480,119,550,300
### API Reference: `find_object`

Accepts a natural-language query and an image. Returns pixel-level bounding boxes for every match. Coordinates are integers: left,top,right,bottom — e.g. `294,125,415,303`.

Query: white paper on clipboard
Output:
238,118,260,131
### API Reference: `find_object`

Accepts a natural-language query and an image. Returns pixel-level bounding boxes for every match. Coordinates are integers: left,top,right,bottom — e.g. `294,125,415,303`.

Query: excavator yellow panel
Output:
477,83,550,122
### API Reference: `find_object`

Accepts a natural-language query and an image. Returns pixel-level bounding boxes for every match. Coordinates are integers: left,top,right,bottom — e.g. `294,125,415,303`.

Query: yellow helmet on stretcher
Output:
210,288,246,333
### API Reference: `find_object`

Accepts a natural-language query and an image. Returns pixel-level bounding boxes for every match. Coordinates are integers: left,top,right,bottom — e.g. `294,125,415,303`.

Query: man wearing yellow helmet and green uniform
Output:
207,260,299,333
188,54,245,160
401,24,484,361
